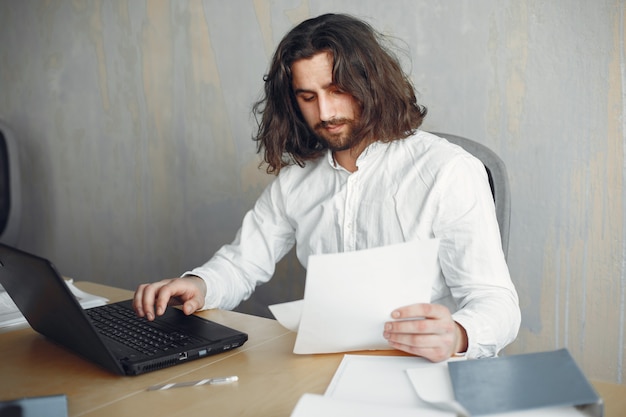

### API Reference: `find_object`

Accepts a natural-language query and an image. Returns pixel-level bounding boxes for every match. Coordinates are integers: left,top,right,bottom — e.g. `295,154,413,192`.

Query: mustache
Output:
315,118,352,130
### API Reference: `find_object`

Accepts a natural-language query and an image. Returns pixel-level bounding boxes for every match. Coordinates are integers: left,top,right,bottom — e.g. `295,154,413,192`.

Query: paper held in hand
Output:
270,238,441,354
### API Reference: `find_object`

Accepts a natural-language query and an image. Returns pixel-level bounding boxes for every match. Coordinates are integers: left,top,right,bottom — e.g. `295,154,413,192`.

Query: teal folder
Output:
448,348,603,416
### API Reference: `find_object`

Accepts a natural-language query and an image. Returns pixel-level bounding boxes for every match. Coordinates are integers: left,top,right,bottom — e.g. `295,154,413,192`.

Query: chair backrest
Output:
0,121,21,246
431,132,510,259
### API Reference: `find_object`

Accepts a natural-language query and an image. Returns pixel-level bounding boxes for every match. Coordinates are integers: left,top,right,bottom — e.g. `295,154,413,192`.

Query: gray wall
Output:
1,1,624,383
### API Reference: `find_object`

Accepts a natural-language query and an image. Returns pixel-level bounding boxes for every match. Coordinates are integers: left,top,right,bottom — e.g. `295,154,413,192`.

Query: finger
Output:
133,285,145,316
391,303,450,320
133,282,161,318
385,328,456,362
384,317,453,335
385,331,453,349
153,280,184,316
181,299,202,315
178,276,206,315
155,277,205,316
136,279,173,320
388,339,452,362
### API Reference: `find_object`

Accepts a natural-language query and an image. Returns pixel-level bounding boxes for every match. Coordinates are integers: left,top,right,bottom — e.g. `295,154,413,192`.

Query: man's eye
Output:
301,95,315,102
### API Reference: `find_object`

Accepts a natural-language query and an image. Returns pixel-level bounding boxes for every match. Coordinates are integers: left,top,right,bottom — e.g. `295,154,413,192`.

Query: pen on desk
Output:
147,376,239,391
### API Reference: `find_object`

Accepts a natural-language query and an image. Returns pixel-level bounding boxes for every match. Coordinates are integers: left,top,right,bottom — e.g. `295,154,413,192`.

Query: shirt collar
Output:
325,141,388,172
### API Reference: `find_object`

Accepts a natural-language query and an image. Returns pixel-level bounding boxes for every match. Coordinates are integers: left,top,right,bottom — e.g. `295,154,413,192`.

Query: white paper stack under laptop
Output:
269,239,441,354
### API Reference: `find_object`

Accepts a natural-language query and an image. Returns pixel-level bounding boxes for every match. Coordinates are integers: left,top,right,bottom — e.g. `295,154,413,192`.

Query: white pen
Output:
147,376,239,391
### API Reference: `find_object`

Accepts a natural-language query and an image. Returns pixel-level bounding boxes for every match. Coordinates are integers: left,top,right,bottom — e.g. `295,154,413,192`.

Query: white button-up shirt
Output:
186,130,520,358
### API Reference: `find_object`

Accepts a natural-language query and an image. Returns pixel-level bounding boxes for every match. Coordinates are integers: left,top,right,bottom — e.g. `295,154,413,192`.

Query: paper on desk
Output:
270,239,441,354
405,363,470,416
290,393,454,417
326,354,438,408
315,354,455,416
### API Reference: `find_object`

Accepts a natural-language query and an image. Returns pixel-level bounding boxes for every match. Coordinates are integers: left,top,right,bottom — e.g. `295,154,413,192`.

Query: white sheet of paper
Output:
268,300,302,332
290,393,454,417
406,363,456,403
287,239,440,354
405,363,470,416
325,354,434,408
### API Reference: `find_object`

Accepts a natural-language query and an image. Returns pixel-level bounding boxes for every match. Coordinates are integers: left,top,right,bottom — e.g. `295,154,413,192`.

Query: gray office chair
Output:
0,121,21,246
431,132,511,259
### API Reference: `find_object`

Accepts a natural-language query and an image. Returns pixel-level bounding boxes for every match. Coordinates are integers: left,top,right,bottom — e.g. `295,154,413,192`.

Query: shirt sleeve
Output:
183,178,296,310
431,153,521,358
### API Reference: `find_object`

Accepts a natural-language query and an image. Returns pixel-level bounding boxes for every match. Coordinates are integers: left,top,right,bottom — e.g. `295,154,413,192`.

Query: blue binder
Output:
448,348,603,416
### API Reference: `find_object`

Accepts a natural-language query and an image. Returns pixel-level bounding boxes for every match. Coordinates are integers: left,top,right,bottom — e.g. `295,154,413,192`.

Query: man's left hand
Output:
383,303,468,362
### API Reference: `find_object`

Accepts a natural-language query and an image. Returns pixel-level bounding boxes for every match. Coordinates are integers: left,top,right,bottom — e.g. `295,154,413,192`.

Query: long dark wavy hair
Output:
253,13,427,174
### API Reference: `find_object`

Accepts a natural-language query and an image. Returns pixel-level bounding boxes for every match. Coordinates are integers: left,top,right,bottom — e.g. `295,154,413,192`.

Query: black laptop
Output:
0,244,248,376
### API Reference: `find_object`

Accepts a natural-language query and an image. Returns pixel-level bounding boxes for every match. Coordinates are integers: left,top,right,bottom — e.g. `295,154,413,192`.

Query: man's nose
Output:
318,95,336,122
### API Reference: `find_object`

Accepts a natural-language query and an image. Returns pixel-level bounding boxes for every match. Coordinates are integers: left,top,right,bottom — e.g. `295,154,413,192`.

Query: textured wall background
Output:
0,0,624,383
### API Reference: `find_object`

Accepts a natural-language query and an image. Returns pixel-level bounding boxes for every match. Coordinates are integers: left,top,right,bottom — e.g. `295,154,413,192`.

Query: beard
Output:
313,117,361,152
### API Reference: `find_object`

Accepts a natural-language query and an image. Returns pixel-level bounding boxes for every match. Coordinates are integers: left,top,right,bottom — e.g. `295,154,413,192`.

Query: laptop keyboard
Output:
87,303,199,356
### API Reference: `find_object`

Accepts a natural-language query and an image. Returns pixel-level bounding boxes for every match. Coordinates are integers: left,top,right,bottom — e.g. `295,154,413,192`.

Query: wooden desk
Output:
1,282,625,417
0,282,344,416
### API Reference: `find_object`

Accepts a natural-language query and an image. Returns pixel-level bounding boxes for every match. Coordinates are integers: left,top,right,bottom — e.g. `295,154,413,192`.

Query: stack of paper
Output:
0,279,108,330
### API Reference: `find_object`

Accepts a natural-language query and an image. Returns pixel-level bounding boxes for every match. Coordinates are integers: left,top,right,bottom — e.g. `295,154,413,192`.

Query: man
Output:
133,13,520,362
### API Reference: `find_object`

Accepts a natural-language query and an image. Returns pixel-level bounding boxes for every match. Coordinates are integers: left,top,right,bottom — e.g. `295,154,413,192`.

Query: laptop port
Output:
178,352,188,361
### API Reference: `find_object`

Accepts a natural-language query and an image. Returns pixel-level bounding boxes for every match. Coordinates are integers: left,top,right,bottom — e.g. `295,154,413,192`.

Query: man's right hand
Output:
133,276,207,321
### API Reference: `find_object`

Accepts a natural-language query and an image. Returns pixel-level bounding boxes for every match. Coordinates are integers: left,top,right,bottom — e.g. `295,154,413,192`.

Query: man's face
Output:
291,52,361,152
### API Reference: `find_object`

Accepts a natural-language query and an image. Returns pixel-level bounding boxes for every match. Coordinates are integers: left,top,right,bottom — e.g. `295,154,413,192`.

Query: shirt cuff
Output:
452,312,498,359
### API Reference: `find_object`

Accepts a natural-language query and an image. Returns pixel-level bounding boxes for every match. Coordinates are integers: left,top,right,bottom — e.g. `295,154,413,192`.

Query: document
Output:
289,354,456,417
268,299,301,332
270,239,441,354
325,354,443,408
291,393,453,417
0,279,108,330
